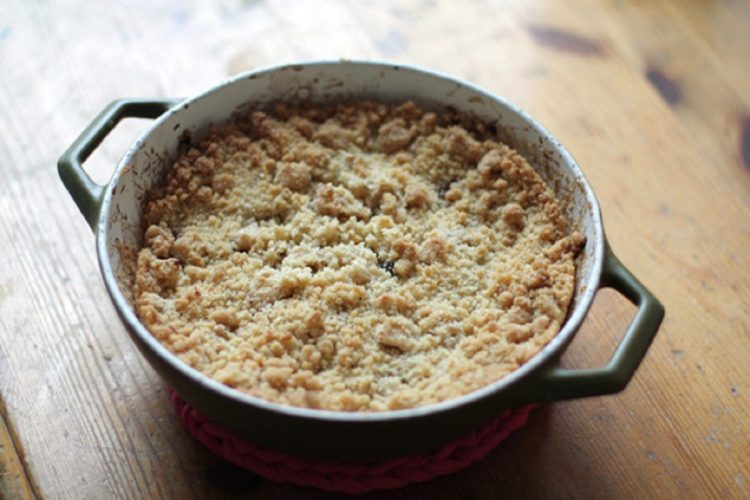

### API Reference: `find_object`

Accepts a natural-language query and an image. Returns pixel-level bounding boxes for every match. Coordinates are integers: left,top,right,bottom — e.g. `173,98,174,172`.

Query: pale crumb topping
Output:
134,101,584,411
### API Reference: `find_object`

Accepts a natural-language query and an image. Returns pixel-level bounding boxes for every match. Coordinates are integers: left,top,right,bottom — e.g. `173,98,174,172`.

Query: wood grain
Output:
0,0,748,498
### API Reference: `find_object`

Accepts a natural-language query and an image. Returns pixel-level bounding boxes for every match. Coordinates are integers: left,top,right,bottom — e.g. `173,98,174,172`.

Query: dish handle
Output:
58,98,180,231
519,245,665,402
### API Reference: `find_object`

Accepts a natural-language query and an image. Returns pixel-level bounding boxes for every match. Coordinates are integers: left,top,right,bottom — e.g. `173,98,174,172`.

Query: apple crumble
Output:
134,101,584,411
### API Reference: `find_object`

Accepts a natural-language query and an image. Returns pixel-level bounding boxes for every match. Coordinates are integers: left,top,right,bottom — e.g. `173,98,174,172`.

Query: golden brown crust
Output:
134,101,584,411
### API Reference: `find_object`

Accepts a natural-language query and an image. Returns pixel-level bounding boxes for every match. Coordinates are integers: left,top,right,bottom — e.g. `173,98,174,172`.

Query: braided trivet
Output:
171,390,535,494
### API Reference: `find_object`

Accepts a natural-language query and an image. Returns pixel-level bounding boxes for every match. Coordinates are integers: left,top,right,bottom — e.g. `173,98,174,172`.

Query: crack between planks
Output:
0,394,43,500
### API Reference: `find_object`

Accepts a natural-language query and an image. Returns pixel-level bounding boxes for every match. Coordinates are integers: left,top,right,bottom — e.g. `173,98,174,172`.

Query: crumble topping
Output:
134,101,584,411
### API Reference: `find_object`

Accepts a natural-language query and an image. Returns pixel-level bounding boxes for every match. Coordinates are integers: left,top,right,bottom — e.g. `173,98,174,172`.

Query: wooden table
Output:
1,0,748,498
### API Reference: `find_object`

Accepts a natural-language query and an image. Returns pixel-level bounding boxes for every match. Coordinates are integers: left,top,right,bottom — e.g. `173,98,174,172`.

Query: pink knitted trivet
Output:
170,390,535,494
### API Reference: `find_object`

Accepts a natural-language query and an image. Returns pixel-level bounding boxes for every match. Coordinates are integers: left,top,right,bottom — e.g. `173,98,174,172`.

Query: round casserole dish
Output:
58,60,664,461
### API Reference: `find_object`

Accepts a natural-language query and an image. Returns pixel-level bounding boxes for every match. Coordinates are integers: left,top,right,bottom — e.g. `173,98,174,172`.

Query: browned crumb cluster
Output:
134,101,584,411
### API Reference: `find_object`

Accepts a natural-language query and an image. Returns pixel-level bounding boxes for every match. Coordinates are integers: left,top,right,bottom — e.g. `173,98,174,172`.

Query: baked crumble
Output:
134,101,584,411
